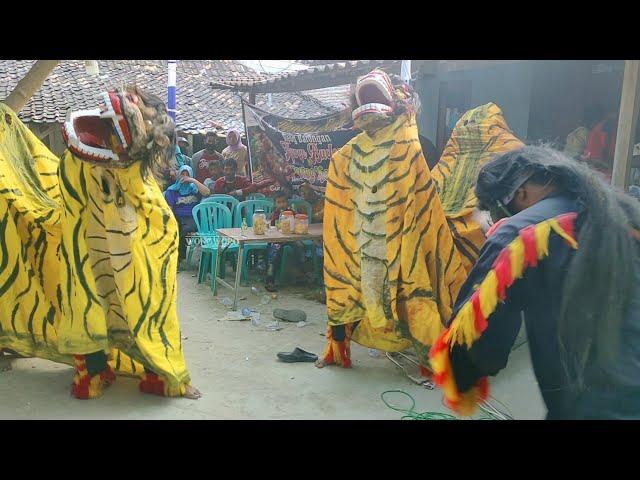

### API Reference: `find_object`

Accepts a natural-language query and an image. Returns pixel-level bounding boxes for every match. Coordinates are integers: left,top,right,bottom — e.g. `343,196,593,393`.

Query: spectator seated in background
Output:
203,160,223,194
222,129,249,176
213,158,275,199
192,131,224,183
265,191,308,293
564,105,603,160
164,165,211,271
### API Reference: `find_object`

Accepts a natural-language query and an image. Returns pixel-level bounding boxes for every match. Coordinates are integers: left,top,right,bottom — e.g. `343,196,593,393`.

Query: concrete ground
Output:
0,270,546,420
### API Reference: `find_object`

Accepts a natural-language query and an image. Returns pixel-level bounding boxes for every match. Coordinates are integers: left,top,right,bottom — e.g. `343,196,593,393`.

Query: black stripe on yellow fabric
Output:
72,220,101,305
329,298,346,308
411,187,437,233
87,235,107,240
10,303,20,334
389,146,412,162
325,195,353,211
326,177,348,191
351,154,388,174
147,250,172,340
355,238,372,253
0,188,22,196
149,212,170,246
447,219,481,257
345,262,361,282
142,216,151,240
91,257,109,269
79,162,88,201
98,288,117,300
0,212,9,273
59,158,82,205
106,226,138,236
361,251,386,263
90,248,131,257
355,205,387,223
347,295,366,311
386,222,404,243
367,190,397,206
333,218,358,266
324,265,358,288
42,306,55,343
344,173,363,191
34,209,55,225
113,259,132,273
398,288,435,302
159,232,178,259
15,269,33,301
132,253,153,338
409,210,434,275
361,228,386,239
0,259,19,297
91,211,105,228
352,144,375,157
325,285,348,292
89,195,104,214
124,269,137,301
323,241,337,267
115,350,122,371
27,292,39,344
60,242,74,325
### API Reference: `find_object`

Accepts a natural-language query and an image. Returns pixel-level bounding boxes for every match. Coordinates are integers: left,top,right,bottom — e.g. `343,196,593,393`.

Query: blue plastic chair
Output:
192,202,236,292
275,199,318,286
234,199,274,284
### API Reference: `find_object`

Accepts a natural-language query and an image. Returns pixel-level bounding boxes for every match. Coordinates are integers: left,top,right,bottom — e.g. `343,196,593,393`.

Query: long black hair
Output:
476,145,640,389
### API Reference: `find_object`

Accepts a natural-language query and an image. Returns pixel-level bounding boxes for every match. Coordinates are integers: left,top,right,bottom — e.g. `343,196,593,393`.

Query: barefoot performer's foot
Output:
183,385,202,399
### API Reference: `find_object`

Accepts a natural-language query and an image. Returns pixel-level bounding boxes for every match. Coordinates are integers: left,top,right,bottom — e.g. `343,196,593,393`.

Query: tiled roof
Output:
210,60,404,92
302,85,352,110
0,60,338,134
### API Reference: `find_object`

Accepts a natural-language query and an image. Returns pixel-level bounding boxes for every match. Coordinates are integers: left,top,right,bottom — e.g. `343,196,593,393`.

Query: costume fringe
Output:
429,213,578,415
71,354,115,400
320,324,354,368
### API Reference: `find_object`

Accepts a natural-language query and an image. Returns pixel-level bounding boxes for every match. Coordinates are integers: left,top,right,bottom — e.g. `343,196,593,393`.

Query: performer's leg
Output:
315,321,360,369
178,217,197,264
265,243,282,291
71,350,115,400
139,366,202,399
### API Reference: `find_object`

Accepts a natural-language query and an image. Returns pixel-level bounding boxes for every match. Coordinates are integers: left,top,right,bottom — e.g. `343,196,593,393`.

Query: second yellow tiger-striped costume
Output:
431,103,524,272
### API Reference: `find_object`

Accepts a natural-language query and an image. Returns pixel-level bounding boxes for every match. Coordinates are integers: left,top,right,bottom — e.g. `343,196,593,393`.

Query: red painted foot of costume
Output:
315,324,353,368
139,372,196,398
420,365,433,378
71,355,115,400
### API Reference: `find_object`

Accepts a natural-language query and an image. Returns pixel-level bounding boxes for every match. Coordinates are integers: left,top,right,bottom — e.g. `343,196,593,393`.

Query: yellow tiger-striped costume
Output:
0,103,191,397
431,103,524,272
323,112,468,363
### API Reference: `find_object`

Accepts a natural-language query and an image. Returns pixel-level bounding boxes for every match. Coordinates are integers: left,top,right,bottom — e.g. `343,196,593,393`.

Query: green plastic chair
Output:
247,192,267,200
234,199,274,284
202,194,240,225
276,199,318,286
192,202,236,292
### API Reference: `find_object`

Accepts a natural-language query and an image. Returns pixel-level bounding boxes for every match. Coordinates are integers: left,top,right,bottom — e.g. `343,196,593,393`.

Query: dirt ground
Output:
0,269,547,420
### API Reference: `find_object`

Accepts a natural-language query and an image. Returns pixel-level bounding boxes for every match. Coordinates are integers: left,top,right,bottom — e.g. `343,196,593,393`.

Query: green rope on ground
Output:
381,389,496,420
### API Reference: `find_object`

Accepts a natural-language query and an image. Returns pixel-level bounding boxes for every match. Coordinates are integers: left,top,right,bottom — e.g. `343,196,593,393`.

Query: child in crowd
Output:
265,191,307,292
203,160,223,194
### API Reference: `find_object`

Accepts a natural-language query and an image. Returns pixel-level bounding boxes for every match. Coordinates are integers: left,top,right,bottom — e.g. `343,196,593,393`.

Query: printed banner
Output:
243,101,356,195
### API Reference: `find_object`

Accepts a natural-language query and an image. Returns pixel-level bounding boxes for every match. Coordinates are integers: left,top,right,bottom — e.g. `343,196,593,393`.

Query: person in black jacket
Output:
432,145,640,419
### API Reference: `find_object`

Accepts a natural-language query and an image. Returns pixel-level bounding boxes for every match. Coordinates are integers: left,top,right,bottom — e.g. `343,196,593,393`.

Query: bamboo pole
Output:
3,60,60,113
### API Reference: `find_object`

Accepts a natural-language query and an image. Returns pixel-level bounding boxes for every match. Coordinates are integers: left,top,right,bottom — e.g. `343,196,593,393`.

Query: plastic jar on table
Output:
280,210,295,234
294,213,309,234
252,209,267,235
